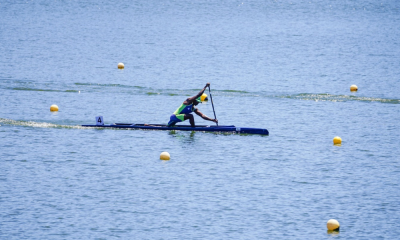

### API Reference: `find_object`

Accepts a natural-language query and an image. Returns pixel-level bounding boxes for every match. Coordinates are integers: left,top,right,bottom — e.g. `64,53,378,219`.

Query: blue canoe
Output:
81,123,269,135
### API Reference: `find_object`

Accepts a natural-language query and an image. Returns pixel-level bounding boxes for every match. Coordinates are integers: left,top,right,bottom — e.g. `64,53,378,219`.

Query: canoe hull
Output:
81,123,269,135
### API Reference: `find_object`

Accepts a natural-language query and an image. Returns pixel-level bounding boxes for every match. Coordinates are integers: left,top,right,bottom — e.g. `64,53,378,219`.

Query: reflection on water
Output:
327,230,340,236
168,130,197,144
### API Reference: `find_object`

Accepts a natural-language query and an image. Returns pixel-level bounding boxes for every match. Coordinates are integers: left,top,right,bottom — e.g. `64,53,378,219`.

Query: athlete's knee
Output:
184,114,194,120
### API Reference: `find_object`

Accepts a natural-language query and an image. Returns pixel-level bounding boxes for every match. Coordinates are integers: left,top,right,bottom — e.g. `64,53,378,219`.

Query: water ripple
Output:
282,93,400,104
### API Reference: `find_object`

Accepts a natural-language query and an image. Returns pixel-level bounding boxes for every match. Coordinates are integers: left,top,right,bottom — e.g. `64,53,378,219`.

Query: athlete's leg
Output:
167,114,183,127
167,119,177,127
184,114,195,127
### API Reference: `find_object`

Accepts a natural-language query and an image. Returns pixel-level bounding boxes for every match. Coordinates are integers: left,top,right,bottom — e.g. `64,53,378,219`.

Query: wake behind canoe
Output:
81,123,269,135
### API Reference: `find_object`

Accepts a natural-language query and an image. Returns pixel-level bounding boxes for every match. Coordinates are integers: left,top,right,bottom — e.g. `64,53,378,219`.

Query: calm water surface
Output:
1,0,400,239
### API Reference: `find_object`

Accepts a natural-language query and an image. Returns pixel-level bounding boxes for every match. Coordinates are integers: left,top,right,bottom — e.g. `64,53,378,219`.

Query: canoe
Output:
81,123,269,135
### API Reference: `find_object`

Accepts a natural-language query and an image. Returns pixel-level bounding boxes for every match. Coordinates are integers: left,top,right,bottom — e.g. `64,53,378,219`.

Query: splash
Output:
0,118,83,129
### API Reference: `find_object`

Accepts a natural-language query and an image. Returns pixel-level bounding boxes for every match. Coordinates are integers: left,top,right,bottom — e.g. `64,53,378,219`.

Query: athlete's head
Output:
196,93,208,104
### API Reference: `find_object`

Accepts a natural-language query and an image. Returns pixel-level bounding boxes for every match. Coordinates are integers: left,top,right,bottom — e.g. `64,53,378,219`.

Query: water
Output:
1,0,400,239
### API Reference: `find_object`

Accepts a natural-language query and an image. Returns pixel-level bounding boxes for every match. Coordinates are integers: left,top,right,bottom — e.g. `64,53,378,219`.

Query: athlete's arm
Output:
184,83,210,105
194,109,218,123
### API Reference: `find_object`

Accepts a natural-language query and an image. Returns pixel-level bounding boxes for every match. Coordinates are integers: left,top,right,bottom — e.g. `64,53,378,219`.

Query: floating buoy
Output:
350,84,358,92
160,152,170,160
50,104,59,112
333,136,342,145
118,62,124,69
327,219,340,231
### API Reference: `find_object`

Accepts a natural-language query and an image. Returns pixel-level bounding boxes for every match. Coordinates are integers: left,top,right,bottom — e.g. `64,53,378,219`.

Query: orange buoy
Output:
50,104,59,112
327,219,340,231
160,152,170,160
333,136,342,145
350,85,358,92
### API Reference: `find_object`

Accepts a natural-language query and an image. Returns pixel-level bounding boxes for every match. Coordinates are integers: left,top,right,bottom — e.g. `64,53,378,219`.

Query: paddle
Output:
208,86,218,126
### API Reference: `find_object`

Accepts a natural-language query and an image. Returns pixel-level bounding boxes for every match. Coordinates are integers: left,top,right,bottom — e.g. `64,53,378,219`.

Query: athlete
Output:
167,83,218,127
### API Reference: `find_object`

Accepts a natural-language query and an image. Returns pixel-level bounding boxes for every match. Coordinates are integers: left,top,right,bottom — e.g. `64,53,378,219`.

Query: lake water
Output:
1,0,400,239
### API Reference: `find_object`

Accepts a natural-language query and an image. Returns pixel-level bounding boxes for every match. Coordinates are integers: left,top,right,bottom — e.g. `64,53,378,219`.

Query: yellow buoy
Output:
327,219,340,231
350,84,358,92
50,104,59,112
160,152,170,160
118,62,124,69
333,136,342,145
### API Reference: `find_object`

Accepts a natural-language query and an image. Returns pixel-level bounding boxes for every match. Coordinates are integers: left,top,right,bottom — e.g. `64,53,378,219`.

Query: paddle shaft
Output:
208,86,218,126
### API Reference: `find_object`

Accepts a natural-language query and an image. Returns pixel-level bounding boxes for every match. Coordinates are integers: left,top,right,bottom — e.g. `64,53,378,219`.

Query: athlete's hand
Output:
213,119,218,123
206,83,210,88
